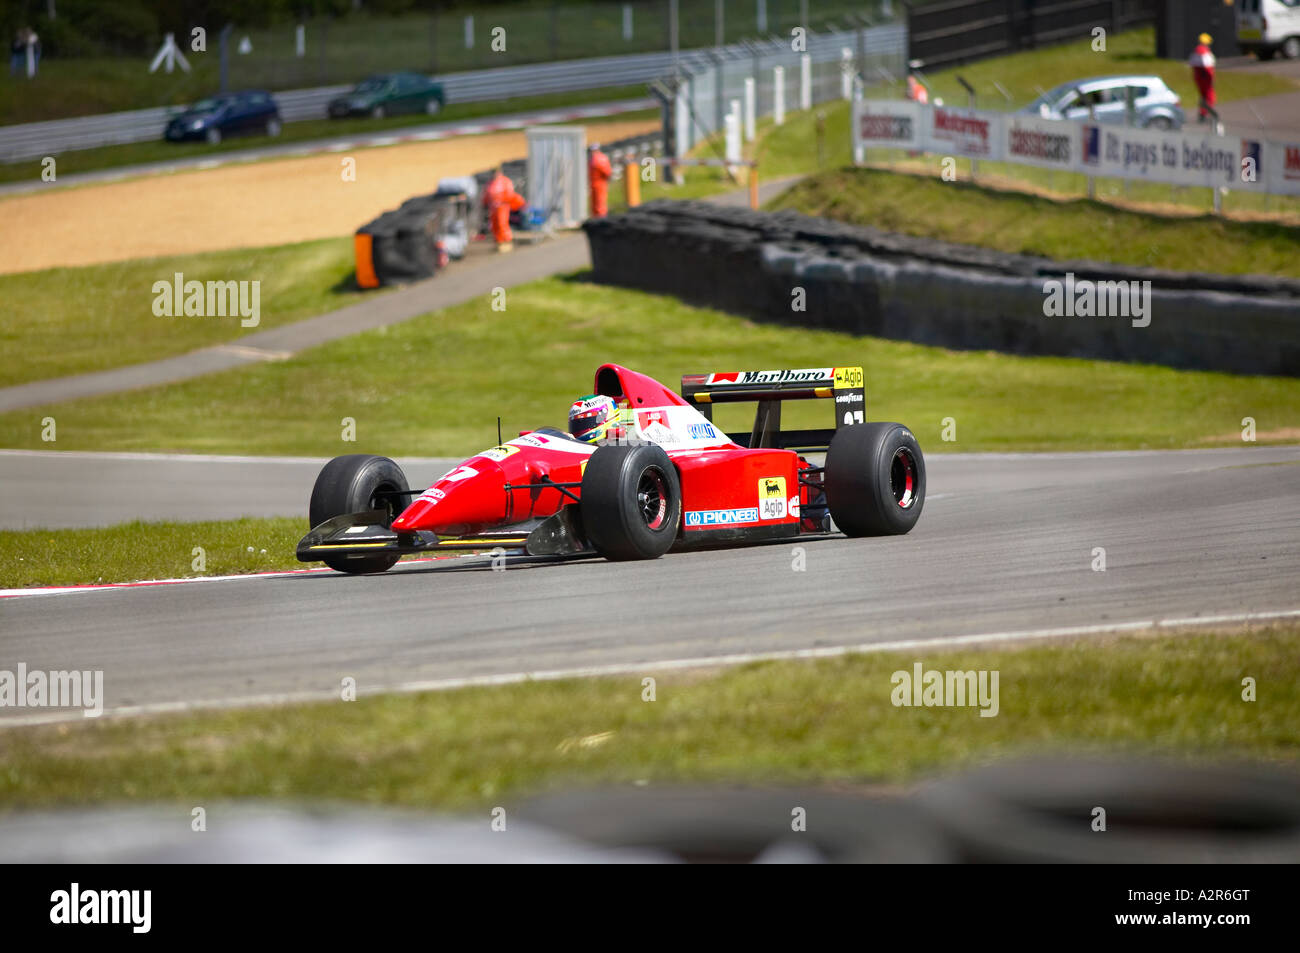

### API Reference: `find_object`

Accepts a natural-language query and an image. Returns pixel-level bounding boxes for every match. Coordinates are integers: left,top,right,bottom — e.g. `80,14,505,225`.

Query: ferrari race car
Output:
296,364,925,573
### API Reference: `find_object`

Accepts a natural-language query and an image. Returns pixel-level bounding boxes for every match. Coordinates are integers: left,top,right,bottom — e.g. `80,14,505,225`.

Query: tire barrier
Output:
915,757,1300,863
354,130,666,288
355,158,528,289
355,192,464,289
1,758,1296,862
583,201,1300,376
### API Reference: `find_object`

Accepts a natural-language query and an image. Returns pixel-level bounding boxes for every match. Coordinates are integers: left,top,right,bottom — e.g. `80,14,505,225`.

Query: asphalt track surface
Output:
0,451,461,529
2,445,1297,723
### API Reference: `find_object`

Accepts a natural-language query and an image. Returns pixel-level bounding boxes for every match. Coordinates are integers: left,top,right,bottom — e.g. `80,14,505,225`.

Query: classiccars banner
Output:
851,99,1300,196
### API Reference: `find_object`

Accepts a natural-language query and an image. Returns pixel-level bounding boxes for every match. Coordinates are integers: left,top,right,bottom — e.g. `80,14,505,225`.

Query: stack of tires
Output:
582,199,1300,376
354,191,474,289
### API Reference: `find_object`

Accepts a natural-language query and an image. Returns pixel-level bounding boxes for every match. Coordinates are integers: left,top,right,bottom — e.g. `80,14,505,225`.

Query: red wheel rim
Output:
891,448,916,509
637,469,668,529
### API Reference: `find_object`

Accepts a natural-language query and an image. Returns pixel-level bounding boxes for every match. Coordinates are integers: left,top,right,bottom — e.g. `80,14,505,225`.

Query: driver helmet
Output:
568,394,619,443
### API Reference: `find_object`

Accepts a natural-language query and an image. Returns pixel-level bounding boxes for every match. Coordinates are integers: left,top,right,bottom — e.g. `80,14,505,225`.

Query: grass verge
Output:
0,237,370,389
2,275,1296,456
768,167,1300,277
1,627,1295,810
0,517,307,588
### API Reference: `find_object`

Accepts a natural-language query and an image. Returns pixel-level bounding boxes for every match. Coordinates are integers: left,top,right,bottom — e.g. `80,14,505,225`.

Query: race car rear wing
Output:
680,366,866,452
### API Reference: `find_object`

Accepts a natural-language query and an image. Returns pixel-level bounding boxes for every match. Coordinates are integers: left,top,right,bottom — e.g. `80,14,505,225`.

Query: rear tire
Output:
1284,37,1300,59
825,423,925,537
308,454,409,573
266,117,282,137
371,105,386,120
581,444,681,560
425,98,442,116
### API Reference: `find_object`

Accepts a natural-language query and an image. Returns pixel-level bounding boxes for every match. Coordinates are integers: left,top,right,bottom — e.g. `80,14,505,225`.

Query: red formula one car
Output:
296,364,925,573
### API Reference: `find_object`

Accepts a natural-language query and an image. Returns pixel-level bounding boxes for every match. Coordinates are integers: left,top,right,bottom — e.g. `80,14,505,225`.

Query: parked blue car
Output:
164,90,283,145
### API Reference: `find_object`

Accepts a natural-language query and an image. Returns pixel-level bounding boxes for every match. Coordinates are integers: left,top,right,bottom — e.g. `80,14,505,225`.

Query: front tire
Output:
308,454,409,573
581,444,681,560
371,105,386,120
1284,37,1300,59
205,126,222,145
825,423,925,536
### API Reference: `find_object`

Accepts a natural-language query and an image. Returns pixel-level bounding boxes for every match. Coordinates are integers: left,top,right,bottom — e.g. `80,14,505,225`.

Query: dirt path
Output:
0,118,655,275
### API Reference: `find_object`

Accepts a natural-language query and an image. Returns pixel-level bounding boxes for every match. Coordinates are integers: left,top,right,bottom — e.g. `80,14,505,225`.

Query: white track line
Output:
0,449,456,464
0,557,465,599
3,608,1296,727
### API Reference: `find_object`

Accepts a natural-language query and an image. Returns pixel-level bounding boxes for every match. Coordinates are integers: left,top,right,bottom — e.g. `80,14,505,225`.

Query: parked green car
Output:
327,72,447,120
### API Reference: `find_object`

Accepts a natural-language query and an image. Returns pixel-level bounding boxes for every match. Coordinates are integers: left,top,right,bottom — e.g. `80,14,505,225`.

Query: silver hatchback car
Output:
1023,75,1186,130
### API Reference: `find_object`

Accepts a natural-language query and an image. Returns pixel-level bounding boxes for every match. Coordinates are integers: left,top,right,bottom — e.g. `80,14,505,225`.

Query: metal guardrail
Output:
0,25,903,163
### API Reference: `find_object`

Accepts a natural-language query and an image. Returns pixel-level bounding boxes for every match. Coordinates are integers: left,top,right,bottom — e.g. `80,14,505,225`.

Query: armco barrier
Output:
582,201,1300,376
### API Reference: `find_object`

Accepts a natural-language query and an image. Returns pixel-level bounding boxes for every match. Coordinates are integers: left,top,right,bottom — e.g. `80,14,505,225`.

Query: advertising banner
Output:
851,99,1300,197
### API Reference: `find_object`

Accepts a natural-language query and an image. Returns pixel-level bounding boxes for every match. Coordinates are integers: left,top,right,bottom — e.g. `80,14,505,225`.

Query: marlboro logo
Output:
707,368,833,386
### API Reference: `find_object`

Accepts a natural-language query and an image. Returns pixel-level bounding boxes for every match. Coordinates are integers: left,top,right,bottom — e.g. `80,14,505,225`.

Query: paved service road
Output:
2,446,1297,722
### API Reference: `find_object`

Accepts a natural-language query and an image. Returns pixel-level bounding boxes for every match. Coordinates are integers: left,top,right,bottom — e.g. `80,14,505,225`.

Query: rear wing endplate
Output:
680,367,866,451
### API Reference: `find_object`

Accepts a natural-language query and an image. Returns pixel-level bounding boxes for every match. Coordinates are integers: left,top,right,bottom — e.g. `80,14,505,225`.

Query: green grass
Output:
769,167,1300,277
1,627,1294,809
0,88,654,187
1,1,888,126
0,237,372,389
2,275,1296,456
0,517,307,588
904,26,1296,114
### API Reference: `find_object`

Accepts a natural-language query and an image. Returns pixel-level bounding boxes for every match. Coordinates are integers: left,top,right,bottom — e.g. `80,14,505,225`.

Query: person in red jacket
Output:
482,166,526,251
1189,32,1217,123
588,143,612,218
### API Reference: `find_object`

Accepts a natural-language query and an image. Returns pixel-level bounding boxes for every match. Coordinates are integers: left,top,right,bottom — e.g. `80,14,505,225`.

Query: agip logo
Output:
479,445,519,462
758,477,787,520
833,366,863,389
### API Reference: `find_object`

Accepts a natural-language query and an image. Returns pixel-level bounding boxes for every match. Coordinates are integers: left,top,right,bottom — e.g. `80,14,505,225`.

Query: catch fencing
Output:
672,23,906,156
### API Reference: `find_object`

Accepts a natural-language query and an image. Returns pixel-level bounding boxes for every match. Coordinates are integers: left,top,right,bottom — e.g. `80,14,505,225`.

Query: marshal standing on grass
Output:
1189,32,1217,123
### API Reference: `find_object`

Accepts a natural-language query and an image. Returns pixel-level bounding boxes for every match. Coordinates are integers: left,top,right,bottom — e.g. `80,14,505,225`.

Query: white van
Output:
1237,0,1300,60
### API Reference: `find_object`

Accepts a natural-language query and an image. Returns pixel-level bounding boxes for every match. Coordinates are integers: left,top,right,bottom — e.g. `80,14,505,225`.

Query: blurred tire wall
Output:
583,201,1300,377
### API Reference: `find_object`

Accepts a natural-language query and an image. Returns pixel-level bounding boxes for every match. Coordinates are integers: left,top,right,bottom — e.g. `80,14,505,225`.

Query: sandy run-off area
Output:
1,118,655,275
